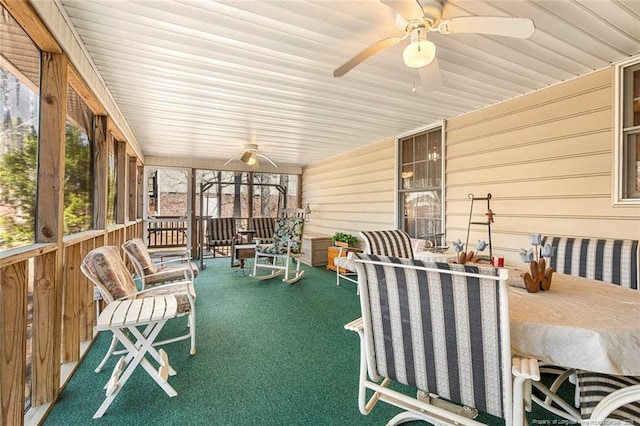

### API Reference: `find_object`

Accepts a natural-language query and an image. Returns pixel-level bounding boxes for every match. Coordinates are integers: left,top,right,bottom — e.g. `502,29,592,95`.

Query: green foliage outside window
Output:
64,123,93,235
0,131,38,247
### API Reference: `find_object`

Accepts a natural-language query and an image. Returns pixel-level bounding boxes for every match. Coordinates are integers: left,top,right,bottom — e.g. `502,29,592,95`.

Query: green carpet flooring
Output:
43,257,575,425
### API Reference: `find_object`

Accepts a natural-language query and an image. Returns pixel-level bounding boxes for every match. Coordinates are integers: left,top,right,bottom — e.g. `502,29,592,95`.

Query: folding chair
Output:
345,254,539,425
122,237,198,290
81,246,196,375
250,215,305,283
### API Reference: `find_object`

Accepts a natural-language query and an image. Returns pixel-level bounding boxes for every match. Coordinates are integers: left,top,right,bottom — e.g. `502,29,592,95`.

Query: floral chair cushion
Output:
82,246,138,301
123,238,159,275
256,216,304,255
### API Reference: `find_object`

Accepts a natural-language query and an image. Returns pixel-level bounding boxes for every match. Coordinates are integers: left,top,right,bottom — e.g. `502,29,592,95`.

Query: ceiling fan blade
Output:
437,16,535,38
380,0,425,21
257,153,278,168
418,58,443,91
333,35,406,77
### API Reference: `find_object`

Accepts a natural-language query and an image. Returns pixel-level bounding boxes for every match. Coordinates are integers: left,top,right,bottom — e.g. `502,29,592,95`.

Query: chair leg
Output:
188,312,196,355
95,334,120,373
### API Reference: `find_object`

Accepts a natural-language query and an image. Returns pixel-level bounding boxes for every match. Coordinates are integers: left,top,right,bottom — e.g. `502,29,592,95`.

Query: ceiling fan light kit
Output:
403,29,436,68
224,143,278,168
333,0,535,90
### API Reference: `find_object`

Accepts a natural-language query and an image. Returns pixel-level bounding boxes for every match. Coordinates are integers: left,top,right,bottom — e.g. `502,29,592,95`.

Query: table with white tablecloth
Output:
508,272,640,376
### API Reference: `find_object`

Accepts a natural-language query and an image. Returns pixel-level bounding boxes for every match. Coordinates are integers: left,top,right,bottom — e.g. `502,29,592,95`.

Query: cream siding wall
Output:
302,138,396,239
302,67,640,265
446,67,640,265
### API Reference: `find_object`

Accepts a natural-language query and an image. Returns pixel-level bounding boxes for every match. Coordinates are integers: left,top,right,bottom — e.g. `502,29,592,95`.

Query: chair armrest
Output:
344,317,364,333
512,357,540,381
153,257,193,266
134,280,193,296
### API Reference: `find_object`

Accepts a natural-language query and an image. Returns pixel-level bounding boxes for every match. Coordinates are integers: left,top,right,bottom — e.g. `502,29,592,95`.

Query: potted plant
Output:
333,232,358,248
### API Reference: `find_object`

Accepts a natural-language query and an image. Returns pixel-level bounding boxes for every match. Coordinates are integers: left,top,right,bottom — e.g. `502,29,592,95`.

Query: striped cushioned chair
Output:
207,217,237,257
345,254,538,425
248,217,275,244
543,236,639,289
542,236,640,423
335,229,415,290
359,229,415,259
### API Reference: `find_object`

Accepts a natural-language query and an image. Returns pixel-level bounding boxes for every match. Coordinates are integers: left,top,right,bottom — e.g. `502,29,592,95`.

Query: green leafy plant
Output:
332,232,358,246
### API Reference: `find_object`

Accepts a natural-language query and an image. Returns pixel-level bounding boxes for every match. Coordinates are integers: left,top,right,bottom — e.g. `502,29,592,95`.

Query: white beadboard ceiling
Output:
57,0,640,167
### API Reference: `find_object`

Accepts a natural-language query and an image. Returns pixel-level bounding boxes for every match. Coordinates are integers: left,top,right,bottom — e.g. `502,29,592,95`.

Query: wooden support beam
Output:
0,261,28,425
32,251,60,405
67,65,105,116
0,0,61,53
116,140,127,224
128,156,138,222
36,52,67,243
61,244,80,363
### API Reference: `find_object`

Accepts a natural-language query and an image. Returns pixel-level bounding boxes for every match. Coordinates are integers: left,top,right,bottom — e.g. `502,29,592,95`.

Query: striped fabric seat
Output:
543,236,639,289
359,230,414,259
542,237,640,423
349,254,527,423
249,217,275,244
207,217,237,256
578,372,640,422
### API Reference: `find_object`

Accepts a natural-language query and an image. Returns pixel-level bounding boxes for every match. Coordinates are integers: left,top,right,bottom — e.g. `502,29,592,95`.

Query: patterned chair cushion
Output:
543,236,639,289
82,246,138,301
143,285,194,314
359,230,414,259
123,238,159,275
144,266,197,287
256,216,304,255
578,371,640,422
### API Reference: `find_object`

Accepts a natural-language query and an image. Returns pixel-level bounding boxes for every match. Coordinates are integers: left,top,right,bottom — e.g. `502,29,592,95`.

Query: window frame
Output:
614,55,640,205
396,122,445,245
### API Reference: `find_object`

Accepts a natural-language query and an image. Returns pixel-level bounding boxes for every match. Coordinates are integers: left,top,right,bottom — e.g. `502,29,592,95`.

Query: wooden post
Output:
116,140,127,224
32,251,59,405
0,261,28,425
32,50,67,408
128,156,137,222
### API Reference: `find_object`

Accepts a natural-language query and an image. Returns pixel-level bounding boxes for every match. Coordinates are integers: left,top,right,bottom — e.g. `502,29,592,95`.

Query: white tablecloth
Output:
509,273,640,376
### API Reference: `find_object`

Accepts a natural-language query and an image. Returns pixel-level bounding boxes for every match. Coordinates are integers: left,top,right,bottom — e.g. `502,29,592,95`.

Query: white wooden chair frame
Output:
251,240,305,284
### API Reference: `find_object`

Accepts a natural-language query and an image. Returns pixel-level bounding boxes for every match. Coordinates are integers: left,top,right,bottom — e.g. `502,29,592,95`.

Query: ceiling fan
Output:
333,0,535,90
223,143,278,168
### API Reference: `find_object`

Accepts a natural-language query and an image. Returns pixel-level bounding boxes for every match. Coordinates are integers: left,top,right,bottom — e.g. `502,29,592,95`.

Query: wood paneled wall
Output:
302,138,396,238
446,67,640,265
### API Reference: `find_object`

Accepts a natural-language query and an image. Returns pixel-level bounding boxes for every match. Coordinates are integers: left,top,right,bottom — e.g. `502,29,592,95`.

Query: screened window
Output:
398,126,444,246
64,85,94,235
0,6,40,250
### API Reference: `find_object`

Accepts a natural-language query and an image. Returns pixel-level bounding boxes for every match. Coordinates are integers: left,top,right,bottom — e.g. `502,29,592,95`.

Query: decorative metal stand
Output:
465,193,494,262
